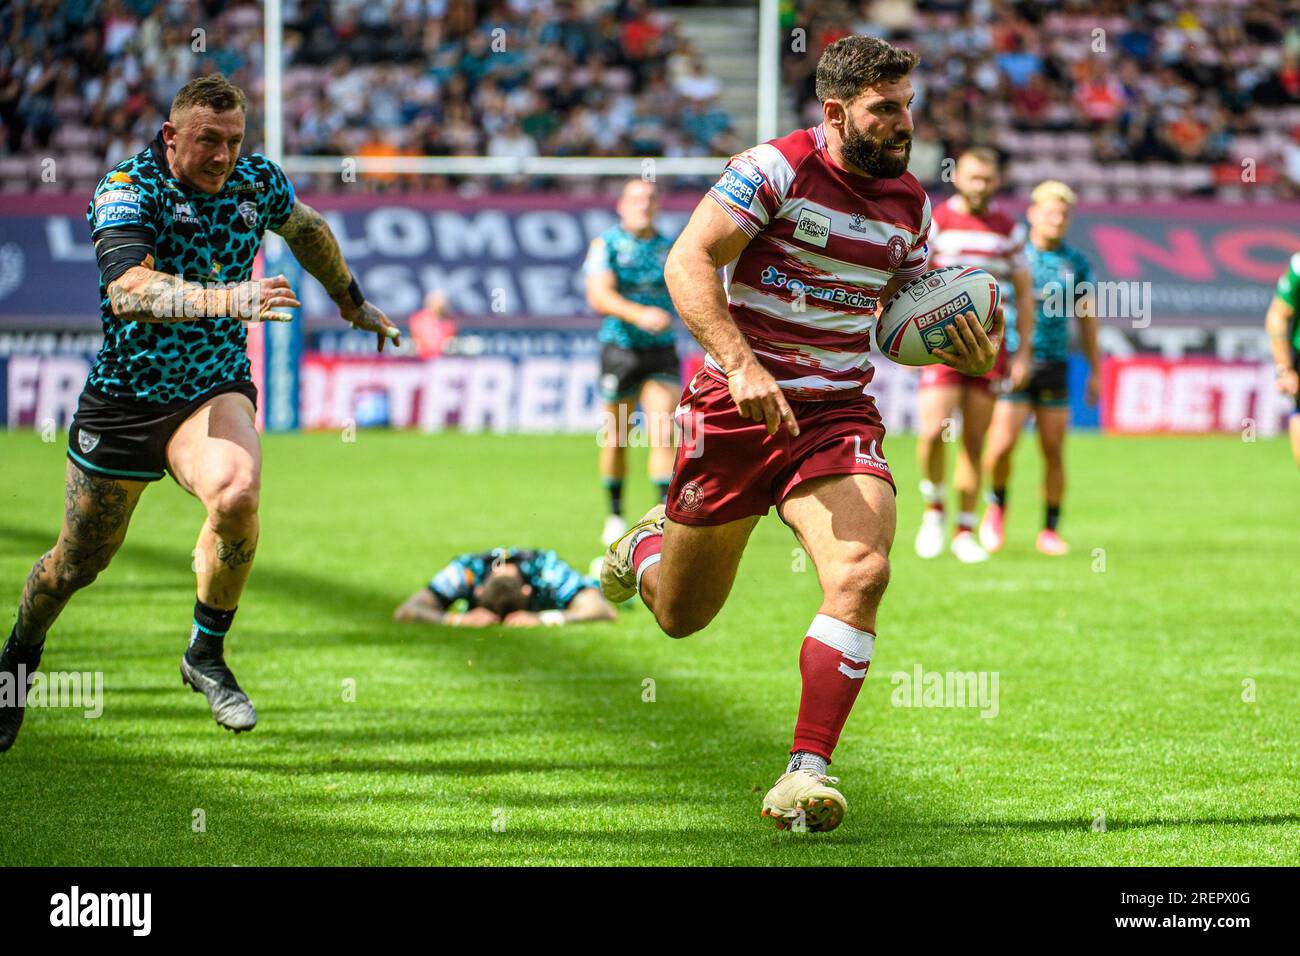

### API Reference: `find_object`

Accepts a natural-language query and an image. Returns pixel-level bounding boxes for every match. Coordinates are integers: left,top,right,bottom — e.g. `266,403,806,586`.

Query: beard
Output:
842,115,911,179
962,190,992,214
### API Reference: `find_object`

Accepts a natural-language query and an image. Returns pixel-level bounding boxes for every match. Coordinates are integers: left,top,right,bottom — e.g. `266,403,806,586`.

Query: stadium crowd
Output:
786,0,1300,200
0,0,737,194
3,0,1300,198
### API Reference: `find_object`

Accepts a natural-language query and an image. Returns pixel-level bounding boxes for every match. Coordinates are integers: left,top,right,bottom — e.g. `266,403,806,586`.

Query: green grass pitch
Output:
0,426,1296,866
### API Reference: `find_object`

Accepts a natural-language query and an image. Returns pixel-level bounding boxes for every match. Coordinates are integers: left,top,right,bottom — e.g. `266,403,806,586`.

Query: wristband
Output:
347,277,365,308
1277,365,1296,379
539,610,566,627
443,611,463,627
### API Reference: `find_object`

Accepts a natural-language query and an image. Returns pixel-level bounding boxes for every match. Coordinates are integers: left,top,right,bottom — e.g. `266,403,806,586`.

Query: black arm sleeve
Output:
94,225,156,285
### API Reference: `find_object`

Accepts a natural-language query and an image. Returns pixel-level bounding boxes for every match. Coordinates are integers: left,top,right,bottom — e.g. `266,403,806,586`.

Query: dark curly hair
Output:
814,35,920,104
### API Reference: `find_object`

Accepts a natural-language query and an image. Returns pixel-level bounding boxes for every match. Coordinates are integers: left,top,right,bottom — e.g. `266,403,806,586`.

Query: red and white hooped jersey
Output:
927,195,1027,288
706,124,931,401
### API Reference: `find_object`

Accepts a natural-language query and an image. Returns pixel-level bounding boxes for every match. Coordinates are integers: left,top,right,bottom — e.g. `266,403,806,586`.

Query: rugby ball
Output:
875,266,1000,367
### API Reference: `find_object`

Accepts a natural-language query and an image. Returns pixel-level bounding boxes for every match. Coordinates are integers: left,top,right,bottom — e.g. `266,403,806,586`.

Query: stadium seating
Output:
2,0,1298,198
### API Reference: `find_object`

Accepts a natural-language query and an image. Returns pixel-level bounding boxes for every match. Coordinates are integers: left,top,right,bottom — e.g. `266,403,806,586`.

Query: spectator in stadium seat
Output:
674,56,722,107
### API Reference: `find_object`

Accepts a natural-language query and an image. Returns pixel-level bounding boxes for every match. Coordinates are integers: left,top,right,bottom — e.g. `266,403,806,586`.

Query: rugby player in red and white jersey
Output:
914,148,1035,563
600,36,1003,832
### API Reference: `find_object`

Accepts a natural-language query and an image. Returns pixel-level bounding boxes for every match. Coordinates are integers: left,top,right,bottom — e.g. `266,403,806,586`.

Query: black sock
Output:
11,612,45,651
1045,504,1061,531
188,600,236,661
605,479,624,517
4,623,42,665
653,480,671,505
991,486,1007,508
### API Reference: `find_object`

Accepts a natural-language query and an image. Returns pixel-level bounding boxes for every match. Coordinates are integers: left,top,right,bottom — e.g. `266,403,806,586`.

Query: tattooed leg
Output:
167,391,263,611
194,511,259,610
15,461,146,643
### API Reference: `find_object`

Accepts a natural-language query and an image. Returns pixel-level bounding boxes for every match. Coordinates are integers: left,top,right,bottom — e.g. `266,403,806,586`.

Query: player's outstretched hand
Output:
726,359,799,437
503,611,542,628
449,607,500,628
1277,368,1300,398
343,300,402,353
233,274,301,323
932,307,1003,377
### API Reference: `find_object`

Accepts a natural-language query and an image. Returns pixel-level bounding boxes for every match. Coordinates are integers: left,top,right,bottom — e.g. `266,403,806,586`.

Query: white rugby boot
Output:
600,504,666,604
914,509,946,559
761,769,847,832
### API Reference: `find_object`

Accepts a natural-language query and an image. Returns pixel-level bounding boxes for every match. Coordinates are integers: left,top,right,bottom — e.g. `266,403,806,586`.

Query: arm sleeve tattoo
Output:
274,200,354,307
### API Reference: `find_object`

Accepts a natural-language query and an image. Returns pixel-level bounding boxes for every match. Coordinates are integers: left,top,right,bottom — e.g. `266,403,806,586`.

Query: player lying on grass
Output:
0,73,400,752
979,180,1099,556
394,548,617,627
1265,251,1300,465
601,35,1002,832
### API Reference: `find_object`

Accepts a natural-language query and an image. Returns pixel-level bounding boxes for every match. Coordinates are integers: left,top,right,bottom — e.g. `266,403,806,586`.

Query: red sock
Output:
632,533,663,593
790,614,875,762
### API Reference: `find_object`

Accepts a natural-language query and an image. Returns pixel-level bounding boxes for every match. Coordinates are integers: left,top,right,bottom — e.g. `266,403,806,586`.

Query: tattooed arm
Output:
105,255,301,324
274,200,401,351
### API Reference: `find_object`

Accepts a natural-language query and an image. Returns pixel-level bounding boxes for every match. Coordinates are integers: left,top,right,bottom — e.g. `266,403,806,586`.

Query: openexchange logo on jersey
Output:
50,886,151,936
759,266,873,309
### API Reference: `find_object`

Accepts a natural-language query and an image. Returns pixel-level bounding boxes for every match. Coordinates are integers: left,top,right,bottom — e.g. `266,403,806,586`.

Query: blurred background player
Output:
980,180,1099,556
393,547,616,627
408,290,457,360
0,74,400,751
914,147,1035,563
1265,251,1300,465
584,179,680,547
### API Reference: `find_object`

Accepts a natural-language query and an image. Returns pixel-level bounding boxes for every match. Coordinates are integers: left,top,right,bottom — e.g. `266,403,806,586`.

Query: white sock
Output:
956,511,977,531
787,751,828,776
919,479,946,507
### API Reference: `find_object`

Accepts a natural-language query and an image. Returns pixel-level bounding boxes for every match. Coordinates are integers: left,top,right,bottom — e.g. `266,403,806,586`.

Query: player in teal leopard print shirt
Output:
1,74,401,752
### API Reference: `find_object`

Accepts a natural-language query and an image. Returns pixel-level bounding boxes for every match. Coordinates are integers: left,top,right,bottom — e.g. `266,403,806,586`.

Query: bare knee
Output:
657,607,711,639
50,542,115,594
824,550,891,616
207,471,260,532
917,423,946,447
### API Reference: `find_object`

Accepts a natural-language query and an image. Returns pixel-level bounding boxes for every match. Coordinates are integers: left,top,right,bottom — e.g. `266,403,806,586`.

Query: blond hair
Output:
1031,180,1077,207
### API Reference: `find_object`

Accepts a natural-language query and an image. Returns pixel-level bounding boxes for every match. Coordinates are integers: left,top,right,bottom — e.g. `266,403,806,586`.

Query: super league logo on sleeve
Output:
93,187,142,228
715,158,765,209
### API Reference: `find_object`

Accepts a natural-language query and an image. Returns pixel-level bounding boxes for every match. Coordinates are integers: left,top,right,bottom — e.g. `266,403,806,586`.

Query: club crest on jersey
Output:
678,480,704,513
793,209,832,247
78,430,100,454
887,234,908,268
238,200,258,229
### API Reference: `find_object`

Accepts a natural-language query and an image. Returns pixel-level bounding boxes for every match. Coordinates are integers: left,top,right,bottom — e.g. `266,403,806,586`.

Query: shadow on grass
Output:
924,814,1300,833
0,520,964,864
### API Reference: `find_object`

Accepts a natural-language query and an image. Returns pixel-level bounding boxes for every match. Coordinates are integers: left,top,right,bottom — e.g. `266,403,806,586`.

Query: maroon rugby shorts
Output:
666,369,895,526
